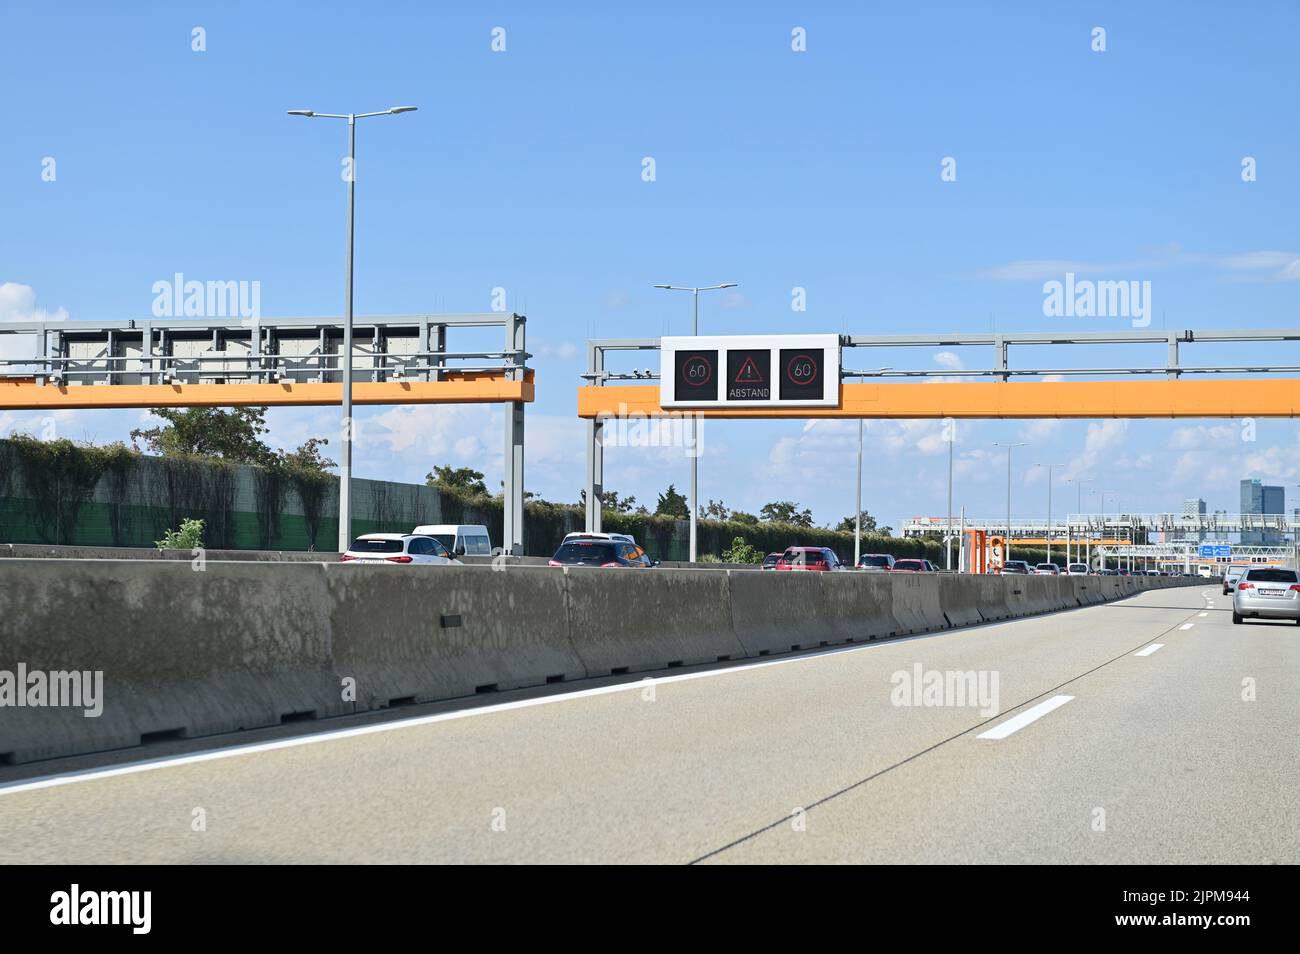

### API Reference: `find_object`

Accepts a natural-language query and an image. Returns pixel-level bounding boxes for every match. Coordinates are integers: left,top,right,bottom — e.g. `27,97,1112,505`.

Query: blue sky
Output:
4,1,1300,530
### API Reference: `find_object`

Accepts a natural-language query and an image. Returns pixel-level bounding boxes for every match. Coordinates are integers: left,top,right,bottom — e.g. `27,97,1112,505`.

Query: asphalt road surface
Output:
1,585,1294,864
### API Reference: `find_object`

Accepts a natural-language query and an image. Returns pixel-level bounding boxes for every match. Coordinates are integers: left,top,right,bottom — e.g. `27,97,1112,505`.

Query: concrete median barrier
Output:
325,563,586,707
820,572,901,643
564,567,746,673
729,571,831,654
0,560,341,764
937,574,984,627
889,573,949,634
1073,577,1106,604
0,559,1202,764
967,576,1013,622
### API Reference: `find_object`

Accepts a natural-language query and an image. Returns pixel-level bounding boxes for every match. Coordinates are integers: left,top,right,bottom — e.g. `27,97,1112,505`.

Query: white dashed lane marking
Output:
1135,644,1165,657
977,696,1074,740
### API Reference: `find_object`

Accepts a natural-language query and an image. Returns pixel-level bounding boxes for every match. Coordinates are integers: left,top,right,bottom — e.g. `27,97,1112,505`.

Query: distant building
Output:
1181,497,1206,543
1240,479,1285,545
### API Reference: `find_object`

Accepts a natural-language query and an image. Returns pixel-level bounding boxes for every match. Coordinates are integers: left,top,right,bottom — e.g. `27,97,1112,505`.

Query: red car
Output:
891,558,928,573
774,547,843,571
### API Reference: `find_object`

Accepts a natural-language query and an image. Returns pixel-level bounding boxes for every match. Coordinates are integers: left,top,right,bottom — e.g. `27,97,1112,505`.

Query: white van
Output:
411,524,493,556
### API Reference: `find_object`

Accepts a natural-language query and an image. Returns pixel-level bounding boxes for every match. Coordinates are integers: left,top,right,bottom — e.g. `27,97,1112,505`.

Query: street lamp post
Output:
652,282,737,563
1034,462,1064,565
288,105,418,553
1064,476,1093,565
992,442,1027,564
1085,487,1101,568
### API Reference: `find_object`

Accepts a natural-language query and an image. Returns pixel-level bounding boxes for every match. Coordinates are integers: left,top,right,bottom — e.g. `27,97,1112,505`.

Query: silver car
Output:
1232,567,1300,625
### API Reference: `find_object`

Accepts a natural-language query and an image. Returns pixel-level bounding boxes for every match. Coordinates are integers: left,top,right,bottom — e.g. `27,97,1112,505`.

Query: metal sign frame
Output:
0,312,532,555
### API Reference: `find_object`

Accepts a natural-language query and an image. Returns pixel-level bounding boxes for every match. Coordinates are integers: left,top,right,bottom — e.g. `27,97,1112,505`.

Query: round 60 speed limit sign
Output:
779,348,824,400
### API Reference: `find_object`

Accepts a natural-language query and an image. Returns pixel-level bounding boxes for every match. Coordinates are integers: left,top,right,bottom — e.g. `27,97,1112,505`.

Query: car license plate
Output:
1261,588,1285,597
357,559,386,564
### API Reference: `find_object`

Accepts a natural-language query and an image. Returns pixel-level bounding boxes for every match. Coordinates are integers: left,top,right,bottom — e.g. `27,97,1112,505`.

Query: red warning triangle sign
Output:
734,355,764,384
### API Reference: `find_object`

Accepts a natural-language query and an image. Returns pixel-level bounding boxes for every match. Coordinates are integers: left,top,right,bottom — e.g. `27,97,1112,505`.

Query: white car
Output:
1034,563,1060,575
1066,563,1090,575
341,533,460,565
411,524,493,556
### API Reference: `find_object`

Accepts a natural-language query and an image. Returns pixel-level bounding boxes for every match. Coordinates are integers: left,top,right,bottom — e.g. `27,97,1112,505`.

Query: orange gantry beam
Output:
578,378,1300,419
0,371,534,410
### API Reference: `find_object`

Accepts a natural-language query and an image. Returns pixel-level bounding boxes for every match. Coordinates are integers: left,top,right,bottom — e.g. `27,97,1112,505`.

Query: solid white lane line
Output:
1134,643,1165,656
977,695,1074,740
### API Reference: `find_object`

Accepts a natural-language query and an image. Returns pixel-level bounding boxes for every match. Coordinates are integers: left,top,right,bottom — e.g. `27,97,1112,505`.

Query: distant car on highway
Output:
775,547,843,571
857,553,895,571
761,552,782,571
1000,560,1031,575
341,533,459,565
411,523,492,557
891,558,928,573
548,537,656,568
1232,566,1300,625
922,559,940,572
1066,563,1089,575
1034,563,1060,575
1223,564,1250,595
1099,568,1119,576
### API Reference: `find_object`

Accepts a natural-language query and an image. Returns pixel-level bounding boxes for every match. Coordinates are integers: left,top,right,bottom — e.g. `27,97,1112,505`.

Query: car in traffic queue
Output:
775,547,844,571
857,553,895,571
1222,563,1251,595
562,530,637,547
410,523,493,557
1000,560,1031,575
890,558,929,573
548,536,657,568
1066,563,1090,575
1034,563,1060,575
1231,566,1300,625
341,533,460,565
761,552,782,570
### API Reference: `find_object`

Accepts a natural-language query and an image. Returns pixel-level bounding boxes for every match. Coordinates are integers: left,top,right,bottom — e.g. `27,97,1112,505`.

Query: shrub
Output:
156,517,205,550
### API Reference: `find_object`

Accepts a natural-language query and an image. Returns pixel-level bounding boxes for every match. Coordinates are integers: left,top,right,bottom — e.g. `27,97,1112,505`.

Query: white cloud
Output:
978,248,1300,284
0,283,69,378
0,282,69,323
1021,419,1063,442
933,351,963,370
977,259,1154,281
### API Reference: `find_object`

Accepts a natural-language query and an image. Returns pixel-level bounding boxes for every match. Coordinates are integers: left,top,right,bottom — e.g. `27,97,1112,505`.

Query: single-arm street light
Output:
288,106,418,552
1034,462,1065,564
992,442,1028,564
652,282,738,562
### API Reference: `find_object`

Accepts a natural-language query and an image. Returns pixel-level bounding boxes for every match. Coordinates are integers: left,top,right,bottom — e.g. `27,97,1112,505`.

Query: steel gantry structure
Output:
0,312,533,554
580,328,1300,537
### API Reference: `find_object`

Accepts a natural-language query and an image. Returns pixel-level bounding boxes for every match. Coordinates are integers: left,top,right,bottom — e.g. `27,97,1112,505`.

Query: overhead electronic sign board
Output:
660,334,840,408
